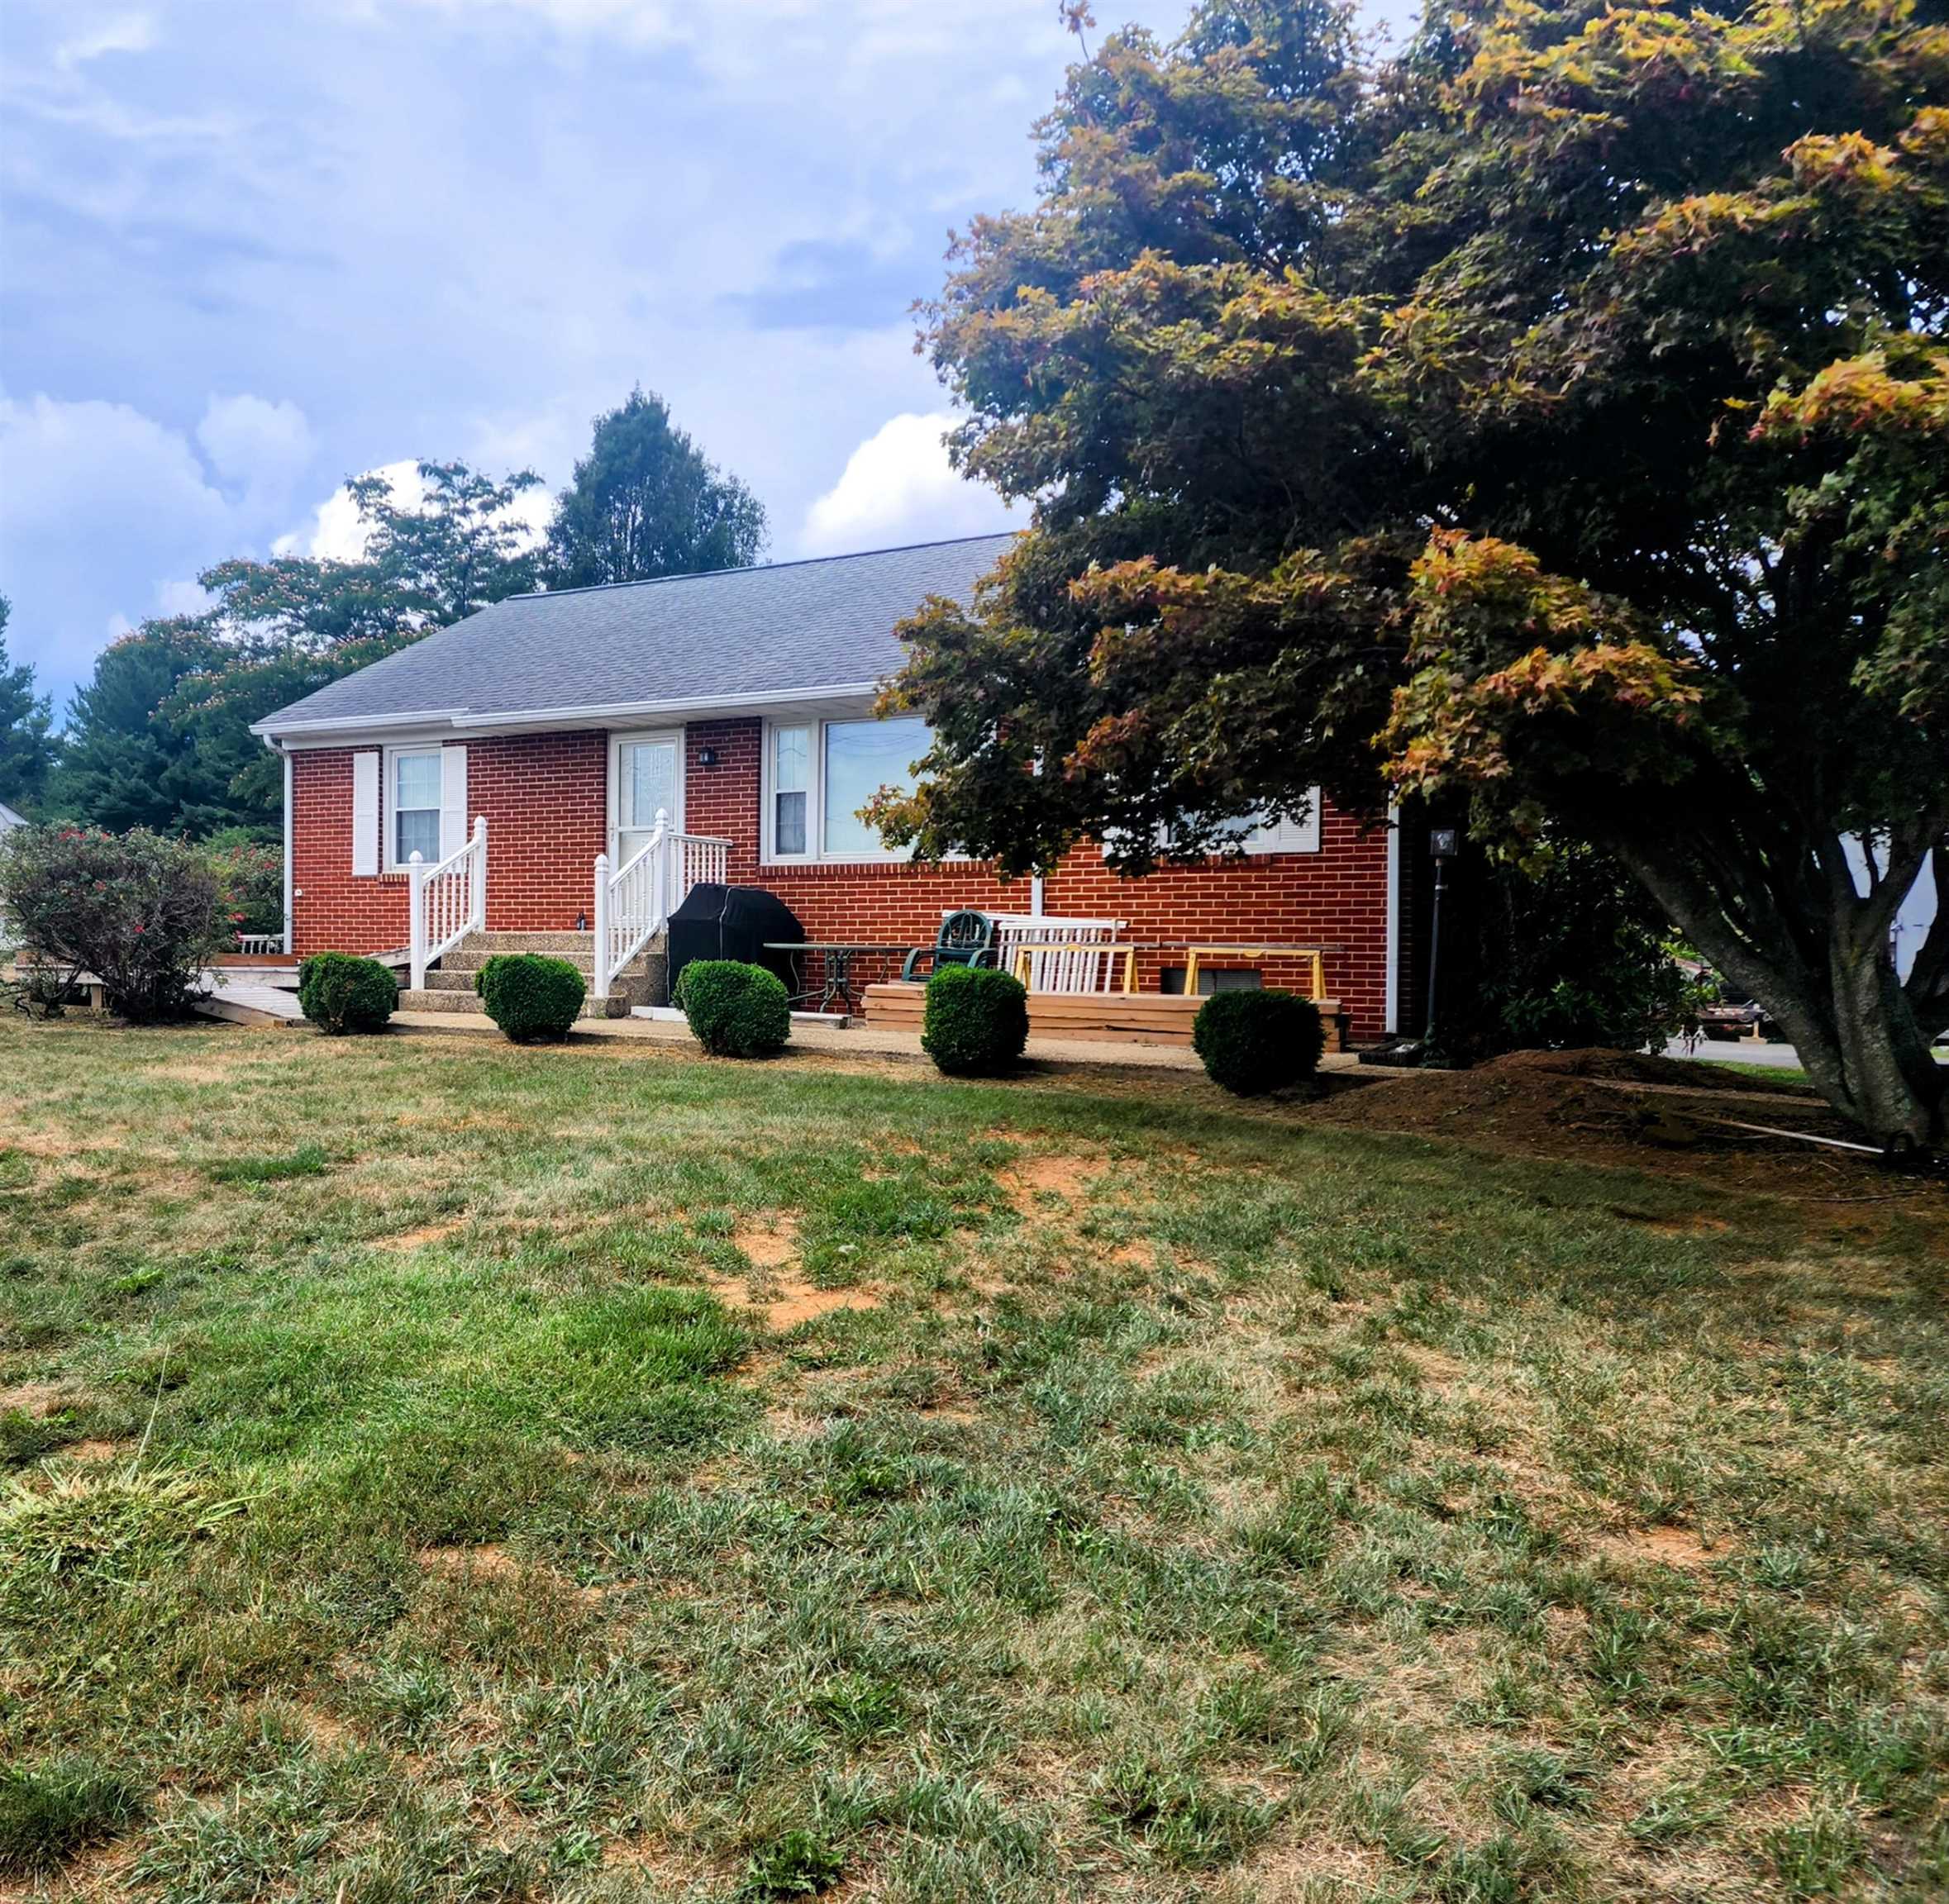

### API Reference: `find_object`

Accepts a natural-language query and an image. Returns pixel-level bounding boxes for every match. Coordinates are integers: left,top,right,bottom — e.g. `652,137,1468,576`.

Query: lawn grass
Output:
2,1016,1945,1902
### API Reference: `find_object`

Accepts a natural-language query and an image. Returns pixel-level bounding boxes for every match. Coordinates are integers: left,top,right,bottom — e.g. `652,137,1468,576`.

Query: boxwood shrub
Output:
922,964,1028,1077
474,953,586,1042
297,952,398,1035
678,959,790,1058
1193,989,1324,1095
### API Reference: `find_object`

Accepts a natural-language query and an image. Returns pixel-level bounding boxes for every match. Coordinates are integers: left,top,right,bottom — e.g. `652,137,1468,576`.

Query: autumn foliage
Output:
881,0,1948,1146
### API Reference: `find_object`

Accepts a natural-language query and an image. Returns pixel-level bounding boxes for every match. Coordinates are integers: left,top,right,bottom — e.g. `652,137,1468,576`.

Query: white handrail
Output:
409,816,486,990
593,808,731,998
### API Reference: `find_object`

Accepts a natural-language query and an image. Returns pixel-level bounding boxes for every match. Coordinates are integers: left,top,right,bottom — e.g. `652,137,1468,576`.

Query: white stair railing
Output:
408,816,486,991
592,808,731,998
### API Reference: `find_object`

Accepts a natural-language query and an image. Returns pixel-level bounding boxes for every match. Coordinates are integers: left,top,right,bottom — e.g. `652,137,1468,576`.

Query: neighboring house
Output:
253,535,1409,1038
0,802,23,948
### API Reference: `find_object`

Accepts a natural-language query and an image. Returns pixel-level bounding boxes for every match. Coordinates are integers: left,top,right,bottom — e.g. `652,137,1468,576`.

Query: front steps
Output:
395,930,665,1019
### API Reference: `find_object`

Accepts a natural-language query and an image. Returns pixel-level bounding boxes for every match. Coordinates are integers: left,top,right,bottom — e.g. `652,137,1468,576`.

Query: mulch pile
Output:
1299,1048,1945,1212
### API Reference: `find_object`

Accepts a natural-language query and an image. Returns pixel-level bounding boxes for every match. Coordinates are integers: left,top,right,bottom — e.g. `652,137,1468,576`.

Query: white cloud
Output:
0,393,233,678
0,389,318,687
276,457,553,563
197,393,317,514
799,411,1016,557
55,10,155,70
275,458,420,561
155,576,215,618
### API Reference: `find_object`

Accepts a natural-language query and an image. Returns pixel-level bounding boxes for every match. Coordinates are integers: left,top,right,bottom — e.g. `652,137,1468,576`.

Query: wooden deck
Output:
863,983,1344,1050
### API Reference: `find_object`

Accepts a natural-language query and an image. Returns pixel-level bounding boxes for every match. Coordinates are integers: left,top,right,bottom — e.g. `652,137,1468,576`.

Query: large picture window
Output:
822,716,926,856
763,714,929,864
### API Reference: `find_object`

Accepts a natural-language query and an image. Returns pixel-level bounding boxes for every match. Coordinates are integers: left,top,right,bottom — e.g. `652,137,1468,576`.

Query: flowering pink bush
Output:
0,824,229,1021
202,835,284,940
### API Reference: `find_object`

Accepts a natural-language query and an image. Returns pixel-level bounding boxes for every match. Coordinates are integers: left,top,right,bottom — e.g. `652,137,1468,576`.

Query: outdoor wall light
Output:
698,745,719,767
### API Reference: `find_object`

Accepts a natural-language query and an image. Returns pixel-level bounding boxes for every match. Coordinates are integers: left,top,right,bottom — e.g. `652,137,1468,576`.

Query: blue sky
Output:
1,0,1422,712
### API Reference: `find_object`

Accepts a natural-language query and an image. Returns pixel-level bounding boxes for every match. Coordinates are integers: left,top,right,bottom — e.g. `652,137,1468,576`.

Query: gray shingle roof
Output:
256,534,1015,735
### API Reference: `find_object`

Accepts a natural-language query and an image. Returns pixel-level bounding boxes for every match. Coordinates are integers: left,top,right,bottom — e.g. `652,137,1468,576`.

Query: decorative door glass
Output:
616,736,678,866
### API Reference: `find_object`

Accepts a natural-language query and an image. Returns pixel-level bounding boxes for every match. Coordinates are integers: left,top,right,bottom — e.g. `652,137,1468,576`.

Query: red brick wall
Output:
684,718,1394,1038
292,717,1395,1036
290,732,608,954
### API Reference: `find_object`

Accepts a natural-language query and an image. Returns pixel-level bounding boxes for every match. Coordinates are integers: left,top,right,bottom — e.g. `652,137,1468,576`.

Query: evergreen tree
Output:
544,388,765,588
0,596,59,815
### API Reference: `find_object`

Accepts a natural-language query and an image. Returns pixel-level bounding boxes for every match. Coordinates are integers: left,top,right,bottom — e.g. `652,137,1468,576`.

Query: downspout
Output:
1384,800,1401,1035
263,736,293,956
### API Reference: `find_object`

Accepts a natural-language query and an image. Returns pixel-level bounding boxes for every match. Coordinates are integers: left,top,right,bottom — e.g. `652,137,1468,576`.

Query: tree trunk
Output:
1618,843,1945,1155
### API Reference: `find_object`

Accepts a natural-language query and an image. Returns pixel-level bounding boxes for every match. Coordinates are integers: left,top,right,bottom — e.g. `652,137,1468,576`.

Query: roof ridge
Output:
494,530,1017,604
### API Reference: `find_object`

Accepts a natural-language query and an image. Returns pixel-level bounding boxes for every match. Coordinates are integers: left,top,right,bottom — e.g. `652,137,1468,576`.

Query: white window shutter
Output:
439,745,468,860
1246,790,1322,855
350,750,380,877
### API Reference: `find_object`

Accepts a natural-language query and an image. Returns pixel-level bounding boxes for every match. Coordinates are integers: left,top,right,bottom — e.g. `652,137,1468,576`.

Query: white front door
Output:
612,731,684,867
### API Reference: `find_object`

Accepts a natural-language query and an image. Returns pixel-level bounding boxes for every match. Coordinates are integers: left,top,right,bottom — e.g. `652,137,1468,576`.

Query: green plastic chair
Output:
902,910,995,982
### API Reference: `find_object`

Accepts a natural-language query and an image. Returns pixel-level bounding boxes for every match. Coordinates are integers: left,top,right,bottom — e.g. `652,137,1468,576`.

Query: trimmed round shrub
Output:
298,952,398,1035
1193,989,1324,1096
678,959,790,1058
922,964,1028,1077
474,953,586,1043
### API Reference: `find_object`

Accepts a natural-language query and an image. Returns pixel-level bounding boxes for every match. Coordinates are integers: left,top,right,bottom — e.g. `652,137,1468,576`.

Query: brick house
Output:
255,535,1409,1040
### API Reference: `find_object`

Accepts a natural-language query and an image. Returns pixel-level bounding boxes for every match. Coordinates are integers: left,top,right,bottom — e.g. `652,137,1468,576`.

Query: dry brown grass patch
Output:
373,1219,465,1253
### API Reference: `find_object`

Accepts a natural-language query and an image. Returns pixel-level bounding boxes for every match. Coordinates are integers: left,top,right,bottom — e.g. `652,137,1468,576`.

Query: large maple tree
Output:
877,0,1949,1149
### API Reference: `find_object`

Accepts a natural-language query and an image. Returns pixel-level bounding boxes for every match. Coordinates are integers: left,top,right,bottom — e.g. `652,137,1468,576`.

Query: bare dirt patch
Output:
998,1148,1109,1215
0,1381,79,1417
66,1439,126,1464
1594,1524,1731,1571
755,1281,881,1330
417,1542,611,1606
419,1543,522,1580
734,1214,800,1269
374,1219,465,1253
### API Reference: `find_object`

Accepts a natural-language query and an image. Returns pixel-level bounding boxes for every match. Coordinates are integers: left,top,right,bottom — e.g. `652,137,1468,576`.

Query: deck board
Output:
862,983,1344,1050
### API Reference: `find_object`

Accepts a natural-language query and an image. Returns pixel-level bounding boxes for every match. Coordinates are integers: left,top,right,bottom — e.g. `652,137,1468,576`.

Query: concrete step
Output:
396,986,634,1020
421,963,659,1003
441,931,665,975
443,948,600,977
450,930,594,958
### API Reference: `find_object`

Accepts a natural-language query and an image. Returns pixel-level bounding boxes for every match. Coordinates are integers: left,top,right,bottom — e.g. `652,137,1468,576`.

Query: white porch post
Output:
652,807,673,930
280,748,294,956
470,816,488,932
592,852,611,1001
408,850,427,991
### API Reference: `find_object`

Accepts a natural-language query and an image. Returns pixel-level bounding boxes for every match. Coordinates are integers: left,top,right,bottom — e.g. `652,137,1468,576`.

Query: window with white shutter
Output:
439,745,468,859
350,750,380,877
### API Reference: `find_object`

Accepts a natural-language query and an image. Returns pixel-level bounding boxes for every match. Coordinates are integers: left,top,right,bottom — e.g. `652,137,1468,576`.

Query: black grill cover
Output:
665,884,804,1006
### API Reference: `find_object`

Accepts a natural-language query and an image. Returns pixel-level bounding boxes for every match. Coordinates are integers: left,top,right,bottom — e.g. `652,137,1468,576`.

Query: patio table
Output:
763,942,914,1016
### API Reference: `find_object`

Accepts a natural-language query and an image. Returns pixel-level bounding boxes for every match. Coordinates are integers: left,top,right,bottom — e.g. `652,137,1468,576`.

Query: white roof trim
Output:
251,681,885,745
